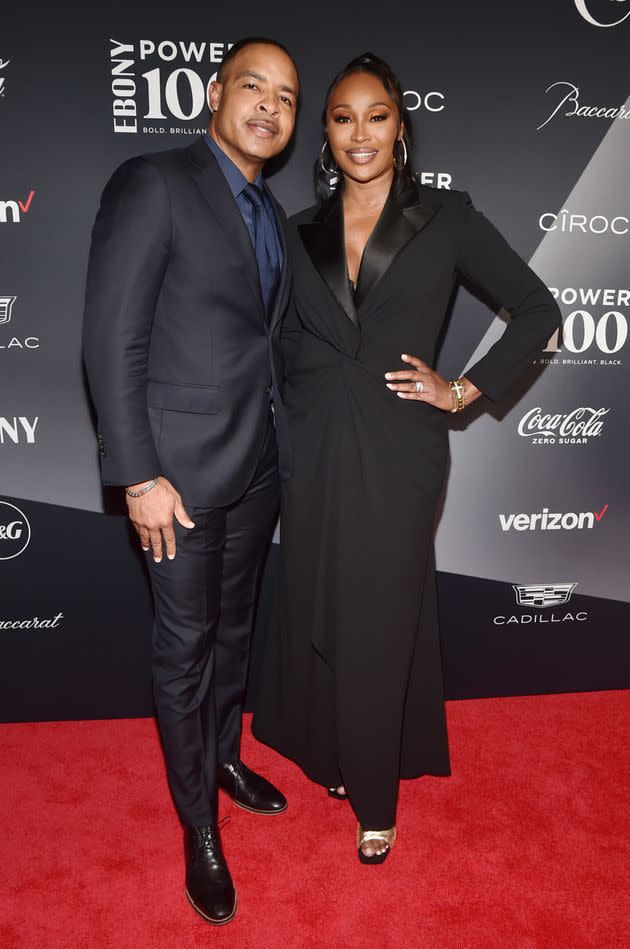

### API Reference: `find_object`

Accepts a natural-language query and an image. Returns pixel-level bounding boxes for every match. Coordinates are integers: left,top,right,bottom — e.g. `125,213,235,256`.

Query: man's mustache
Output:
245,118,279,134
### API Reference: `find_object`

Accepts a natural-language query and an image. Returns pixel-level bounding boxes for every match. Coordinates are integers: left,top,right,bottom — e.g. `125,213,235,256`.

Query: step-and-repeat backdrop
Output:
1,1,628,721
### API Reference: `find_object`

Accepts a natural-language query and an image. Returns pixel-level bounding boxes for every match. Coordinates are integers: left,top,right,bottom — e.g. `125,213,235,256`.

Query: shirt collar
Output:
203,131,265,198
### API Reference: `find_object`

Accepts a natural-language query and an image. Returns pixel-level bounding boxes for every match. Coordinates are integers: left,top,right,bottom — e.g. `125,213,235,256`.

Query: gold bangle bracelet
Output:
449,378,467,413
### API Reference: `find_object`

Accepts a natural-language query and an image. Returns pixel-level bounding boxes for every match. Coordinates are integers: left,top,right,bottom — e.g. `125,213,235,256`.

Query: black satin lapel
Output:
354,185,441,309
187,140,264,316
298,195,358,326
264,183,290,333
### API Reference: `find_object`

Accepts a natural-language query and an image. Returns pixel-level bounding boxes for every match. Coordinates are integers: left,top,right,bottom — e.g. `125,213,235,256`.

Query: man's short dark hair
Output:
217,37,298,84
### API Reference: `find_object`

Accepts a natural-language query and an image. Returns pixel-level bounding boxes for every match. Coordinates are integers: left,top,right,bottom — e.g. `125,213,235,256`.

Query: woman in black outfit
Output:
253,53,561,863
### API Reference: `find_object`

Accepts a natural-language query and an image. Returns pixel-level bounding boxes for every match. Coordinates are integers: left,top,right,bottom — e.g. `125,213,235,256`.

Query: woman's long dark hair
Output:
316,52,415,198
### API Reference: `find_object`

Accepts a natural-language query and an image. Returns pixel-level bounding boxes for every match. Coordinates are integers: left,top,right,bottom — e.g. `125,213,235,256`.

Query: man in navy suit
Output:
83,38,299,925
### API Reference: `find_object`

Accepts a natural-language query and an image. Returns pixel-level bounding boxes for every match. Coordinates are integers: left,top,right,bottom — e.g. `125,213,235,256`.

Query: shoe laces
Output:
192,817,229,852
193,826,217,850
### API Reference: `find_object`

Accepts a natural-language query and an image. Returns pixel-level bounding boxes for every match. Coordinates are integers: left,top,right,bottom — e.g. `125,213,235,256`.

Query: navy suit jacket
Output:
82,136,292,507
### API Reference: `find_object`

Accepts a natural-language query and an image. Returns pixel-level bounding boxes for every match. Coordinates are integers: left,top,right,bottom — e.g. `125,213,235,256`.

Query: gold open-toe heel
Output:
356,825,397,864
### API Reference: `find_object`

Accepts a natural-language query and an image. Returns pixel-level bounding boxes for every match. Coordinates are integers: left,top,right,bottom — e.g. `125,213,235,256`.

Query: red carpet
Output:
1,691,628,948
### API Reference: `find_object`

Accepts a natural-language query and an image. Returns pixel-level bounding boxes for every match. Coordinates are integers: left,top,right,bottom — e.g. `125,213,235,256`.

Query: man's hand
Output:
126,477,195,562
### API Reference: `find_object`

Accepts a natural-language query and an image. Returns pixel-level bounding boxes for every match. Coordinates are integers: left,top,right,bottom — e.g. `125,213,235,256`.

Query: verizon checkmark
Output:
594,504,608,522
18,190,36,213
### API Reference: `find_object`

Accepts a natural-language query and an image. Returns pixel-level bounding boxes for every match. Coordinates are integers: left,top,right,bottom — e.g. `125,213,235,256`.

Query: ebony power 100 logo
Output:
109,38,232,135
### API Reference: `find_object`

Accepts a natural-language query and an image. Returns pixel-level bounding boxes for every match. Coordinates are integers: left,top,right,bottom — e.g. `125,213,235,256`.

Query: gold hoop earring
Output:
394,138,408,170
319,140,337,176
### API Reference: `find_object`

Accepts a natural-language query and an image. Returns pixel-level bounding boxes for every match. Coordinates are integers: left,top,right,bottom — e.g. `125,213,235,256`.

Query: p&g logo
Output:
0,501,31,560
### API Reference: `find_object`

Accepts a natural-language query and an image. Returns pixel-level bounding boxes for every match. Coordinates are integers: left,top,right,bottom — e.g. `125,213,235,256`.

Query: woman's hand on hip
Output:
384,354,454,410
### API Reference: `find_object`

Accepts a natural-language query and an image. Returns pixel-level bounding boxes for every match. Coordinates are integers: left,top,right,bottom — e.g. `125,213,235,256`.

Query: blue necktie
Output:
243,183,281,318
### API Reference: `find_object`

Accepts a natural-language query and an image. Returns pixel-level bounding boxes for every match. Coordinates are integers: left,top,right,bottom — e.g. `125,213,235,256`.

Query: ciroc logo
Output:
0,501,31,560
539,209,628,236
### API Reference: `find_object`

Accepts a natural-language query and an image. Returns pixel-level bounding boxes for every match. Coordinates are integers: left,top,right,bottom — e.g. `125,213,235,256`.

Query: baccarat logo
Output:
537,80,630,131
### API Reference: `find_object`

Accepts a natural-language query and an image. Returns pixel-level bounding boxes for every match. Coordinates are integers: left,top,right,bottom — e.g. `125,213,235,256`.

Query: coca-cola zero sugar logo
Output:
0,501,31,560
517,406,609,445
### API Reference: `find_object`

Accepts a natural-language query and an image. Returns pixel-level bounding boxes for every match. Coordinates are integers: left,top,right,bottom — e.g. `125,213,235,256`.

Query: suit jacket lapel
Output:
298,190,358,326
354,180,441,309
264,182,290,334
187,137,265,318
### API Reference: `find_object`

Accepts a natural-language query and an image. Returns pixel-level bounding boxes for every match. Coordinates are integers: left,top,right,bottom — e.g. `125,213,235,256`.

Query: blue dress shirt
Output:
203,132,283,313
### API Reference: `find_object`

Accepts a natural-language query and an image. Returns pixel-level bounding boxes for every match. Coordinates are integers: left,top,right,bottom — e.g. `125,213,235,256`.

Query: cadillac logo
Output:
0,295,17,325
512,583,577,609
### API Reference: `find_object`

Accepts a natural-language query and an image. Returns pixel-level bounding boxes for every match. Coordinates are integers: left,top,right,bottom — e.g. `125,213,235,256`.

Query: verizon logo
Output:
499,505,608,531
0,190,36,223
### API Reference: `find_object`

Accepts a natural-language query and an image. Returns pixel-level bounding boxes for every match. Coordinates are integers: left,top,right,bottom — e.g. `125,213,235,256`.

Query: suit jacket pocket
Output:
146,380,221,414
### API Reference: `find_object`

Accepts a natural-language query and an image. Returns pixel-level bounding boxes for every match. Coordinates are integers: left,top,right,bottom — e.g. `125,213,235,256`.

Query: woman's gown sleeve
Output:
457,191,562,401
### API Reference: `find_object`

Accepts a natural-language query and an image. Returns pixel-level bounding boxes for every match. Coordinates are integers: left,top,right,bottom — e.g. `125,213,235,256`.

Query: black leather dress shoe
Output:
184,825,237,925
218,760,287,815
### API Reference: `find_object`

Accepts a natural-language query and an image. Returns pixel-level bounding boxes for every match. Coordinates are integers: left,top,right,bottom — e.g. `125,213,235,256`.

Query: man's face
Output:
209,43,298,172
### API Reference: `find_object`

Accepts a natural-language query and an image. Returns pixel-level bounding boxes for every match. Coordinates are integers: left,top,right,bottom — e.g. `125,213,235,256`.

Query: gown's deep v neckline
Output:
343,196,388,307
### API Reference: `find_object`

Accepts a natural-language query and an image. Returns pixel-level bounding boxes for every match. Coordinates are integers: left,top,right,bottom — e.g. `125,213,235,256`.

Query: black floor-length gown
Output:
253,179,561,829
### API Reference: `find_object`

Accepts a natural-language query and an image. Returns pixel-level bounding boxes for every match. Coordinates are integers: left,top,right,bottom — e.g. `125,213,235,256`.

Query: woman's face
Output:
326,71,401,186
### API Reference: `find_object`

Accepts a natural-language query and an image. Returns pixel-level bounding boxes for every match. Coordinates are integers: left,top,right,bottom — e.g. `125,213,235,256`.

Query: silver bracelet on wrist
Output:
126,477,160,498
